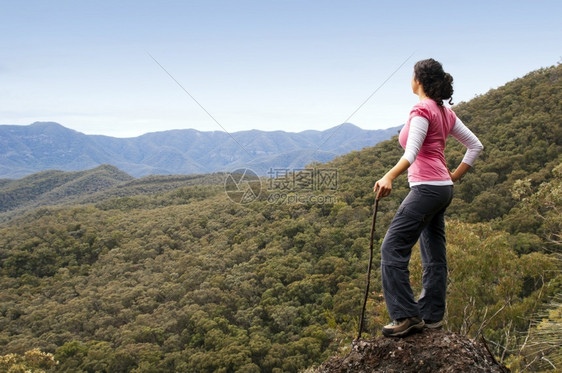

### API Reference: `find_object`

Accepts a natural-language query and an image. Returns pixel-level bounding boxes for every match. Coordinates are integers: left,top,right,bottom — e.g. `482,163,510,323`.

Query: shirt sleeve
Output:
402,116,429,164
450,117,483,166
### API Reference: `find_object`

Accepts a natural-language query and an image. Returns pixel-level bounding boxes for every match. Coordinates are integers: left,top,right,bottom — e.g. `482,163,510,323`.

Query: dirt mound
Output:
314,329,510,373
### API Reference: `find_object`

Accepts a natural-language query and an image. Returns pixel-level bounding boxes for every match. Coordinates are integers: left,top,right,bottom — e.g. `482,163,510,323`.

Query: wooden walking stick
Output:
356,196,380,340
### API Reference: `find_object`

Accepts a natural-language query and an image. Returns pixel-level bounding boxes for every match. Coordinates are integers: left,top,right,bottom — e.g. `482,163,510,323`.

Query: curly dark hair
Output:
413,59,454,106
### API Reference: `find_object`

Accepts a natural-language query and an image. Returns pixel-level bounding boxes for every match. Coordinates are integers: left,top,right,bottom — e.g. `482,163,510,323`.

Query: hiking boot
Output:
423,319,443,329
382,317,424,337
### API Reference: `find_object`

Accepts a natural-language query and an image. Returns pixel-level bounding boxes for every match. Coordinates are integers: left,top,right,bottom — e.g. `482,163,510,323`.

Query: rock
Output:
313,329,510,373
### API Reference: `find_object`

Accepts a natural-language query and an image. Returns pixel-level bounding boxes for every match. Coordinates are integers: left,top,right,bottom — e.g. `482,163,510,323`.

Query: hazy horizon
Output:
1,0,560,137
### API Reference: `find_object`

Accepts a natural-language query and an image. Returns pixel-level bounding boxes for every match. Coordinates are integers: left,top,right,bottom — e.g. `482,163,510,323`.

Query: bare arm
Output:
449,162,472,182
373,158,411,199
373,116,427,199
449,117,483,182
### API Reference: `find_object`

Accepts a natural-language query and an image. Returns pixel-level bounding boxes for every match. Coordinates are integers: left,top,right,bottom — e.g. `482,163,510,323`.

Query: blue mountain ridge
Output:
0,122,402,178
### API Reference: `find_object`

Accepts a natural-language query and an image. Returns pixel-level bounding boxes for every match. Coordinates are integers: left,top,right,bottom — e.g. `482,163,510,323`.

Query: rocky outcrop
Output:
315,329,510,373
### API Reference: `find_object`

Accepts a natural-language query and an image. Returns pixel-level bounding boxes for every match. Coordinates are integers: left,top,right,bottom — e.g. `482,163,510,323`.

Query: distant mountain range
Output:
0,122,401,179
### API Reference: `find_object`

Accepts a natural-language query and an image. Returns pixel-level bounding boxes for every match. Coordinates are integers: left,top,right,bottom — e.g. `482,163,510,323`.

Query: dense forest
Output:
0,63,560,372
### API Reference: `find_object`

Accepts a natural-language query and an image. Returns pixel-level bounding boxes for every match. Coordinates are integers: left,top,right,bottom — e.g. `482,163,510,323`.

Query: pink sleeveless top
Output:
399,99,457,183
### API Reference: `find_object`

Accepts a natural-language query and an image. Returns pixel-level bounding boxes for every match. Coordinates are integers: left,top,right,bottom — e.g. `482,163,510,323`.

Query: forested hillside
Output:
0,165,133,214
0,64,560,372
0,166,226,224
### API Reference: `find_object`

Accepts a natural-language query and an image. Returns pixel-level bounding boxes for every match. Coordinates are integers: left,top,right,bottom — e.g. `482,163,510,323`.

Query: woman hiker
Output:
373,58,483,337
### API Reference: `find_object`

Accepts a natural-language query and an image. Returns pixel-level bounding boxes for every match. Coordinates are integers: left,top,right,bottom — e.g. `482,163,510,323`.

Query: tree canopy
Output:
1,63,560,372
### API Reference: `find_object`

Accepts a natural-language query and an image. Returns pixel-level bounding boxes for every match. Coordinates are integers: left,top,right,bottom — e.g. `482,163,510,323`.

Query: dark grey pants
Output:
380,184,454,321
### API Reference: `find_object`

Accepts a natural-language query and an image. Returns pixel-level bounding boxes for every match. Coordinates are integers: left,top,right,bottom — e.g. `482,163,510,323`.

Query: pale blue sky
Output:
1,0,560,137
